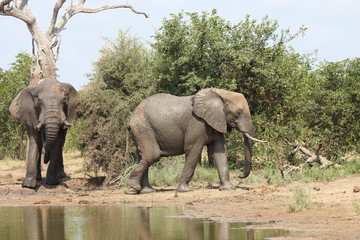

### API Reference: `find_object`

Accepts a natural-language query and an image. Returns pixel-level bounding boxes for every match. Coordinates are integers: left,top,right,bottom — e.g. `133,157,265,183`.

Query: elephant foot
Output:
219,181,236,191
177,183,192,192
57,170,68,179
22,177,37,189
140,186,156,194
45,176,60,185
127,177,141,192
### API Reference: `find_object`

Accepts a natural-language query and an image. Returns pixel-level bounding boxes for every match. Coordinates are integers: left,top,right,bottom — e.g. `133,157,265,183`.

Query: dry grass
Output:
0,157,25,171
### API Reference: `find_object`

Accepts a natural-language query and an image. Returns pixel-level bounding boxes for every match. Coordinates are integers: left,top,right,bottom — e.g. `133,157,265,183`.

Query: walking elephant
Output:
126,88,265,194
9,78,78,188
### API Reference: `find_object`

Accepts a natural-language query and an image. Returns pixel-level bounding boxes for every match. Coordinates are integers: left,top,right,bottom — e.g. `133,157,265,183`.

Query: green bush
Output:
78,30,156,180
0,52,30,159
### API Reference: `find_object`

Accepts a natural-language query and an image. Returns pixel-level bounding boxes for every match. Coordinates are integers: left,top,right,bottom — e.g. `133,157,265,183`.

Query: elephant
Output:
9,78,78,188
126,88,265,194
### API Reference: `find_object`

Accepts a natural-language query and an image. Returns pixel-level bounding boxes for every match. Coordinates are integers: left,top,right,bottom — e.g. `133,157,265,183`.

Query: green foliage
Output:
153,11,308,110
78,30,156,179
287,187,313,212
148,157,184,187
0,52,31,159
302,58,360,157
64,119,86,152
343,159,360,175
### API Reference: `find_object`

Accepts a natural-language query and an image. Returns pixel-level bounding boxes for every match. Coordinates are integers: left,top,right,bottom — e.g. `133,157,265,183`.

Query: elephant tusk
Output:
63,119,71,129
35,122,43,131
244,132,267,143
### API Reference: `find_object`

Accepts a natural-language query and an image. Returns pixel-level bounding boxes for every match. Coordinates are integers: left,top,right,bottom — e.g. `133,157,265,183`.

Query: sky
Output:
1,0,360,90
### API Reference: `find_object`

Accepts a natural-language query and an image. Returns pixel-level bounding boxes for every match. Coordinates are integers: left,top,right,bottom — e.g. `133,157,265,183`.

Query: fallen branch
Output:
281,139,341,178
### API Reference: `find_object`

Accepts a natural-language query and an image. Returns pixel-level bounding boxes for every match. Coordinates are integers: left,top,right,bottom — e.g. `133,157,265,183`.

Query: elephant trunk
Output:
238,130,254,179
42,108,62,150
236,119,255,179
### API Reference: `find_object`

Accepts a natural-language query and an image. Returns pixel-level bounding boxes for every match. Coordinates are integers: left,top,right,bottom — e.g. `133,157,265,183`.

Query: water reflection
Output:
0,206,296,240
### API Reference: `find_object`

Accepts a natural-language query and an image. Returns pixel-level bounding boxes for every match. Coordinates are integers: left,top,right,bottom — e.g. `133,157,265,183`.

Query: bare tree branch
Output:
285,139,342,169
52,1,149,37
54,36,62,62
30,38,36,75
75,4,149,18
0,0,35,23
47,0,66,37
0,0,11,11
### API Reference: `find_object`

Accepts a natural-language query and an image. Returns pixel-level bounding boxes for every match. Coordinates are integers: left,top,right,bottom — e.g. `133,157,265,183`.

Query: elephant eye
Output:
34,96,41,106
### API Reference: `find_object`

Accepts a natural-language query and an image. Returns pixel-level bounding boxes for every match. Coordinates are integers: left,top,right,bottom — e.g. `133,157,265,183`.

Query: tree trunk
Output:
1,0,148,87
26,22,56,86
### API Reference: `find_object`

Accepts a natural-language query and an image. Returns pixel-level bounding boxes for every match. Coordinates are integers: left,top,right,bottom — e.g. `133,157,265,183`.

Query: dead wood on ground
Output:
281,140,341,177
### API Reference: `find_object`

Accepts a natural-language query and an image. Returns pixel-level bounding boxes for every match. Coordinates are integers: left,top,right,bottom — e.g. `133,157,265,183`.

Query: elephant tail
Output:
125,126,130,163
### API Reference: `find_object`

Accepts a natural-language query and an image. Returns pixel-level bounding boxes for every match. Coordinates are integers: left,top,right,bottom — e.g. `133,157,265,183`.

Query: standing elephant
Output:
9,78,78,188
127,88,265,194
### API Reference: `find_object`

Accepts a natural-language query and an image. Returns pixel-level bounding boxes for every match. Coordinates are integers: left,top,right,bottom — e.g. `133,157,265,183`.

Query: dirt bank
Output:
0,153,359,240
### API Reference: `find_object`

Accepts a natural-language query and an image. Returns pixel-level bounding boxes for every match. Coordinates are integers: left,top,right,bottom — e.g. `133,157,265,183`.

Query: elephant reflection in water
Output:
13,206,249,239
127,207,239,240
22,206,66,239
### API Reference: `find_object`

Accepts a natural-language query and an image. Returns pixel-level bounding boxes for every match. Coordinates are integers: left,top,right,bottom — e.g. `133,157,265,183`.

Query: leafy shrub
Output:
78,31,156,181
0,52,30,159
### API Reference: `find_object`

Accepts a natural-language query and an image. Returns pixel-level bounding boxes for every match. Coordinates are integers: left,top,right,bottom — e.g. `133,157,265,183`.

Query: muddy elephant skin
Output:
9,78,78,188
127,88,264,194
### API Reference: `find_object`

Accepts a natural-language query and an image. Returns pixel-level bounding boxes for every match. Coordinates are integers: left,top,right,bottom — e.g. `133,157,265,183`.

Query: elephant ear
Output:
9,87,38,128
61,83,78,123
192,89,227,133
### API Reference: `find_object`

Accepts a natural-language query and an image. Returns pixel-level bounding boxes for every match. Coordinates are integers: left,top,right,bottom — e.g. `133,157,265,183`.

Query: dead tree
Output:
281,140,341,177
0,0,148,86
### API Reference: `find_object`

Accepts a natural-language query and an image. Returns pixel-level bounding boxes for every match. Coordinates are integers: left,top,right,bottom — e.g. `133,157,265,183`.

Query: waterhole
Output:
0,206,302,239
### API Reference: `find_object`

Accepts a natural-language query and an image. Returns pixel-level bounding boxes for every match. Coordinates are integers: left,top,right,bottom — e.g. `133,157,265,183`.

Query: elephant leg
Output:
22,127,40,188
207,136,235,191
45,150,61,185
136,148,155,194
57,130,68,179
36,148,42,181
44,132,64,185
128,160,151,192
140,169,155,194
177,146,203,192
57,153,68,179
127,137,161,193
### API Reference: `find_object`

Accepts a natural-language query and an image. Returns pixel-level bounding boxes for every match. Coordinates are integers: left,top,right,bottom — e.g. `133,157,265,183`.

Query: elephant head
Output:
9,79,77,149
192,88,265,179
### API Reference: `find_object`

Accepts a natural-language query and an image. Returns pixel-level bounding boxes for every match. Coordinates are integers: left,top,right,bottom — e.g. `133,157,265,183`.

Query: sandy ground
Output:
0,152,359,240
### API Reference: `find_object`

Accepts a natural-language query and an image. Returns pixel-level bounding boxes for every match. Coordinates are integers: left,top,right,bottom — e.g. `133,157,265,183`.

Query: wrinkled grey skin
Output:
127,88,261,194
9,79,78,188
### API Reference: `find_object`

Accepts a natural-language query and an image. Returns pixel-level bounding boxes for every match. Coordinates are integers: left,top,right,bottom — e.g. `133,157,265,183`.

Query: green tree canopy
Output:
152,10,309,116
302,58,360,155
0,52,31,158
